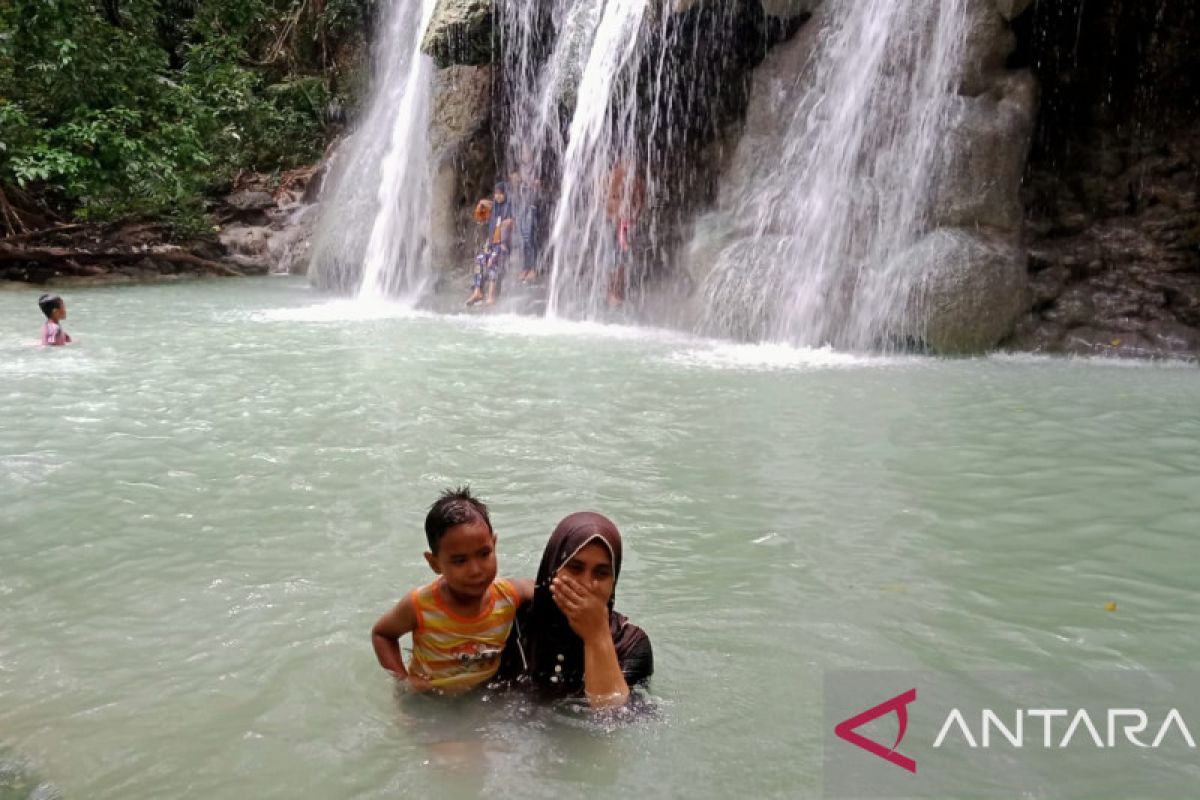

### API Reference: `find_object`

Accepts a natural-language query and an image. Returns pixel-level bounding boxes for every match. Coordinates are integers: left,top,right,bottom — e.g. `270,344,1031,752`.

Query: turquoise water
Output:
2,278,1199,799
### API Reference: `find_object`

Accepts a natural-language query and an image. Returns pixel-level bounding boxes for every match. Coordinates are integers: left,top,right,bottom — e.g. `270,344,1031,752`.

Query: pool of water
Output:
2,278,1199,799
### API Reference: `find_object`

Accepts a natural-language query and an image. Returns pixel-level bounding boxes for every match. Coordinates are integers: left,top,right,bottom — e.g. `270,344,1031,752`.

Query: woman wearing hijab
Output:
466,181,516,307
500,512,653,709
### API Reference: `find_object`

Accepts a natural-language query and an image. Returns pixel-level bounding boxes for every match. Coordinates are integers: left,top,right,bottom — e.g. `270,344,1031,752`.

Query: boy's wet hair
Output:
38,294,63,319
425,486,492,553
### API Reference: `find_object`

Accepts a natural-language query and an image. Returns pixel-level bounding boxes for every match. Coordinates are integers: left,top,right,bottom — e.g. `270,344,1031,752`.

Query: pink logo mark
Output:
834,688,918,774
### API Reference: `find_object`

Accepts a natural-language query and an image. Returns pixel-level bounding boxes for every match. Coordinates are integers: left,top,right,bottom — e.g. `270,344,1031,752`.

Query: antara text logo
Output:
834,689,1197,774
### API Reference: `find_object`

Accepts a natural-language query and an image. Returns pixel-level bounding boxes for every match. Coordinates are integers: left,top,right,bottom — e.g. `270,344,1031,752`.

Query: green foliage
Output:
0,0,364,225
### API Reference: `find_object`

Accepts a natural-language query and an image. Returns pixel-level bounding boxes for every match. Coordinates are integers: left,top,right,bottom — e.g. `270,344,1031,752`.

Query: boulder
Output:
931,70,1036,234
429,65,496,272
429,64,493,159
270,204,323,275
721,3,825,224
890,228,1028,353
218,224,270,257
954,0,1020,97
224,190,275,211
422,0,493,69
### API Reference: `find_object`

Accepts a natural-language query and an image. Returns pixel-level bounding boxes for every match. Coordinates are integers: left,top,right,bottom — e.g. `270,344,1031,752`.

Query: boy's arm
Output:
511,578,536,606
371,593,418,679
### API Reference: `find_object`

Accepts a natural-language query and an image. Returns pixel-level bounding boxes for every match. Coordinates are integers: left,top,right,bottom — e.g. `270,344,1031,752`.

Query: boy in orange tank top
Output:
371,487,533,694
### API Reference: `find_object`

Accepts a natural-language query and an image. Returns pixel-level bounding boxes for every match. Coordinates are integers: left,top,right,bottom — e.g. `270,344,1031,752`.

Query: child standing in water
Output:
38,294,72,346
371,487,533,694
466,182,516,307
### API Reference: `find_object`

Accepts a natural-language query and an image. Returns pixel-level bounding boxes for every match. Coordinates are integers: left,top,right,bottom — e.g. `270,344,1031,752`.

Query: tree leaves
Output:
0,0,353,224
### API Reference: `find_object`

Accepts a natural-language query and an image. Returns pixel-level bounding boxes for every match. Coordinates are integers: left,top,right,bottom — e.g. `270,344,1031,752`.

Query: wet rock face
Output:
428,64,497,273
691,0,1036,353
1007,0,1200,360
1010,136,1200,360
217,171,326,275
422,0,494,69
895,229,1029,354
932,70,1037,235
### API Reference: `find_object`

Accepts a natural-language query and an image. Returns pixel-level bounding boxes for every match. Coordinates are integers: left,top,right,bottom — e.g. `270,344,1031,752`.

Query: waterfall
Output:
307,0,437,301
494,0,651,318
541,0,650,317
693,0,973,349
494,0,744,320
302,0,997,346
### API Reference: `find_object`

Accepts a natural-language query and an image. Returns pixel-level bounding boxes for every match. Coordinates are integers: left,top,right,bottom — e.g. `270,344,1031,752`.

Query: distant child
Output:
38,294,72,346
466,182,516,307
371,487,533,694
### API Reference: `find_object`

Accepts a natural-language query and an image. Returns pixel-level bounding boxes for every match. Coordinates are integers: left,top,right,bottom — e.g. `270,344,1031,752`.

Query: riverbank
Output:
0,169,321,288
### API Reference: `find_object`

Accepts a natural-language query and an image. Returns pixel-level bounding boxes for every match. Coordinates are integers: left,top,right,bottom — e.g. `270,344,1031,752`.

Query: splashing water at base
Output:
307,0,436,301
694,0,973,349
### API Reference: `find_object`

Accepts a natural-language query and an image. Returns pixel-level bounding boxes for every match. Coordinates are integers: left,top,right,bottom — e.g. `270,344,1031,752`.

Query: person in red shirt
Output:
605,162,645,308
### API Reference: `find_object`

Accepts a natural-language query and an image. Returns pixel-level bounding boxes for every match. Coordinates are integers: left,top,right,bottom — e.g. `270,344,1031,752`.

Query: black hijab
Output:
486,181,514,245
502,512,652,693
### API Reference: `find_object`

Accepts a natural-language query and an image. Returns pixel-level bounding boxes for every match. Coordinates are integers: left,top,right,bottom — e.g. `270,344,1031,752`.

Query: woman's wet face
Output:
558,542,615,600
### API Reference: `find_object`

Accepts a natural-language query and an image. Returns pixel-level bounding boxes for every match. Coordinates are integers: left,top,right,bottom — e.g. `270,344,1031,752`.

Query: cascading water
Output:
306,0,987,344
494,0,745,320
541,0,652,317
694,0,974,349
493,0,652,318
307,0,436,300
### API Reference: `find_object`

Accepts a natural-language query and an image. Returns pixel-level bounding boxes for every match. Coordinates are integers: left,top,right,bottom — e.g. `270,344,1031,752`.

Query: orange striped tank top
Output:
408,578,519,692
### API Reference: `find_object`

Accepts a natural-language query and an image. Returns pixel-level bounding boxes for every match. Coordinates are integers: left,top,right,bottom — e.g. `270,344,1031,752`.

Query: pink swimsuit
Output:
41,321,69,346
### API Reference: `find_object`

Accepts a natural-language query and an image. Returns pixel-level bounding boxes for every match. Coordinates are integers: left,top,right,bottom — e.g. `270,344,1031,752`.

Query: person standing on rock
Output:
605,160,645,309
510,148,546,286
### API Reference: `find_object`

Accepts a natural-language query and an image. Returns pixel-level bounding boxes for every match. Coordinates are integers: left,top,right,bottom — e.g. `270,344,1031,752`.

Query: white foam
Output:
665,341,906,372
0,349,99,375
989,352,1198,370
456,312,694,345
247,299,433,324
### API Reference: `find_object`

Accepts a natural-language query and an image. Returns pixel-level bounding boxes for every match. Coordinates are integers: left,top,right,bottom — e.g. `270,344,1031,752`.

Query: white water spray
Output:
695,0,973,349
308,0,437,301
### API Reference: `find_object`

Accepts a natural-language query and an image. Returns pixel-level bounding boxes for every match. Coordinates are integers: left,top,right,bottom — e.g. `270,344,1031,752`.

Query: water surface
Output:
2,279,1198,798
